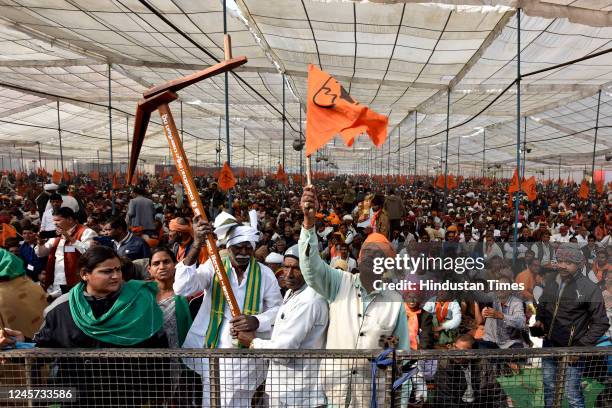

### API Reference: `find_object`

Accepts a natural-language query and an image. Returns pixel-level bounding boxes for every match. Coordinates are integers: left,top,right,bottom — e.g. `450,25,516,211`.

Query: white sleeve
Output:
35,239,53,257
173,259,214,296
73,228,97,254
440,301,462,330
254,268,283,333
252,299,327,350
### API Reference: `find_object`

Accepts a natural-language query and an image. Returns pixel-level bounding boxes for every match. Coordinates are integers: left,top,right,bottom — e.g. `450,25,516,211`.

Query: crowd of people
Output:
0,169,611,407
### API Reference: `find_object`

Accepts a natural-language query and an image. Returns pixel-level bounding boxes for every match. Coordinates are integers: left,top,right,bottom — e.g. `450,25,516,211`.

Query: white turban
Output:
214,211,260,249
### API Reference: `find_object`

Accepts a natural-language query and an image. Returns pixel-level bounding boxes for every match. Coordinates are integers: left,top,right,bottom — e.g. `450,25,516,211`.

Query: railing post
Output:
209,356,221,408
553,355,569,408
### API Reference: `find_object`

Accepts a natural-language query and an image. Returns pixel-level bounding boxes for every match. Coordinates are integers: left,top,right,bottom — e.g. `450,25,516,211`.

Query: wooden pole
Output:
158,102,241,318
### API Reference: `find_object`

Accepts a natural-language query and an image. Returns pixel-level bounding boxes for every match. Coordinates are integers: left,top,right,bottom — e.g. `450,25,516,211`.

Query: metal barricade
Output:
0,347,610,407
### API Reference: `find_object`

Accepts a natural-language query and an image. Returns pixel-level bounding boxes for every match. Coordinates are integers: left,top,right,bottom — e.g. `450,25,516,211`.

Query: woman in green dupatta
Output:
29,246,170,407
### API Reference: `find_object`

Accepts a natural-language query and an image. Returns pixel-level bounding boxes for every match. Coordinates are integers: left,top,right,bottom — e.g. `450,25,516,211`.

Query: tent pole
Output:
20,148,24,173
243,128,246,174
513,8,522,268
108,64,115,215
282,73,286,169
37,142,42,180
57,100,65,180
457,131,461,176
398,125,401,177
426,144,430,177
522,117,527,179
590,89,601,195
223,0,232,213
414,112,418,189
443,89,450,212
299,104,304,185
482,129,486,178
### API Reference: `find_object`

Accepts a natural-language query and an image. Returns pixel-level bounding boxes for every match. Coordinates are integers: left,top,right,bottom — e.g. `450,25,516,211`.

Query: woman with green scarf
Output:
31,245,169,406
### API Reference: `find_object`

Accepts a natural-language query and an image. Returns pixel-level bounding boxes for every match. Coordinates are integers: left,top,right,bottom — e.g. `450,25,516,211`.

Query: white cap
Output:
44,183,58,191
284,244,299,260
265,252,284,264
342,215,353,221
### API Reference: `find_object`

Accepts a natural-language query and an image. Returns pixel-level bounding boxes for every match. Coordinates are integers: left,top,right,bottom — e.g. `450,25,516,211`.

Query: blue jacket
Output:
116,233,151,261
19,242,45,281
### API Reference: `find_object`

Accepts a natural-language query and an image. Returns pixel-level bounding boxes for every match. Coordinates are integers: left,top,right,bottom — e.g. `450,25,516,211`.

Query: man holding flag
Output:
298,63,408,406
174,212,282,407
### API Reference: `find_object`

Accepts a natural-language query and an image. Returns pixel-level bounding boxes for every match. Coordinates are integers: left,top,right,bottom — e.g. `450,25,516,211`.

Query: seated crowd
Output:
0,170,610,407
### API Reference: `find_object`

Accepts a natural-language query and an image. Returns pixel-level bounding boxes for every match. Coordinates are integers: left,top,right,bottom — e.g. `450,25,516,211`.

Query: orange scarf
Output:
405,304,421,350
435,301,449,324
593,262,610,283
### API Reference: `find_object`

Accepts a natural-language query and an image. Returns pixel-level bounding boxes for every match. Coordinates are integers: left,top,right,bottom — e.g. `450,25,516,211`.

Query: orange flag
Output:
0,223,17,247
594,170,606,194
434,174,445,189
276,164,288,185
447,175,457,189
578,179,589,199
52,170,61,184
521,176,537,201
112,173,120,190
595,178,604,194
508,168,520,194
172,172,181,184
305,64,388,156
63,168,70,182
218,162,236,191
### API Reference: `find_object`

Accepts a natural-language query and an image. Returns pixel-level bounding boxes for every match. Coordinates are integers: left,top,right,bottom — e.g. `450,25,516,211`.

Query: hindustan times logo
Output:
372,255,485,275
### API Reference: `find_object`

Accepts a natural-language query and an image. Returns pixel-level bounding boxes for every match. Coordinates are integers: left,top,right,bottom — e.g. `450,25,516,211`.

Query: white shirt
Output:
40,207,56,232
251,286,328,407
551,233,571,243
174,257,283,404
35,226,97,298
44,194,79,213
330,256,357,272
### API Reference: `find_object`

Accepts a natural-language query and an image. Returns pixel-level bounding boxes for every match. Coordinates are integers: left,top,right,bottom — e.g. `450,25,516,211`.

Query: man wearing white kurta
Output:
174,212,282,407
237,245,328,407
299,186,409,408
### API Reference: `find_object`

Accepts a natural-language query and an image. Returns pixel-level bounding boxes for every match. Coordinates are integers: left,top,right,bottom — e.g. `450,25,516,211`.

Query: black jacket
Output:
33,290,169,407
536,272,609,347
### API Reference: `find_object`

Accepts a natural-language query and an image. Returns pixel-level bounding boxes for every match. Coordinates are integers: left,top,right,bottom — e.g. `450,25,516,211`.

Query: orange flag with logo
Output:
521,176,537,201
52,170,61,184
578,179,589,199
305,64,388,156
218,162,236,191
0,223,17,247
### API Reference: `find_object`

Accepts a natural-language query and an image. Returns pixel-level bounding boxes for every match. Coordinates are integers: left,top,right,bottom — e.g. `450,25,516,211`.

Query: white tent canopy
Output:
0,0,611,178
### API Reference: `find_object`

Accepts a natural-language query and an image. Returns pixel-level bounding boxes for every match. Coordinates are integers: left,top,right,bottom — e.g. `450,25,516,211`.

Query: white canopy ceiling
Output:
0,0,611,177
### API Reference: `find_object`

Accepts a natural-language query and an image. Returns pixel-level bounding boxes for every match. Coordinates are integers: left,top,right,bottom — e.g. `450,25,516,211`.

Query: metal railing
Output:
1,346,610,407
